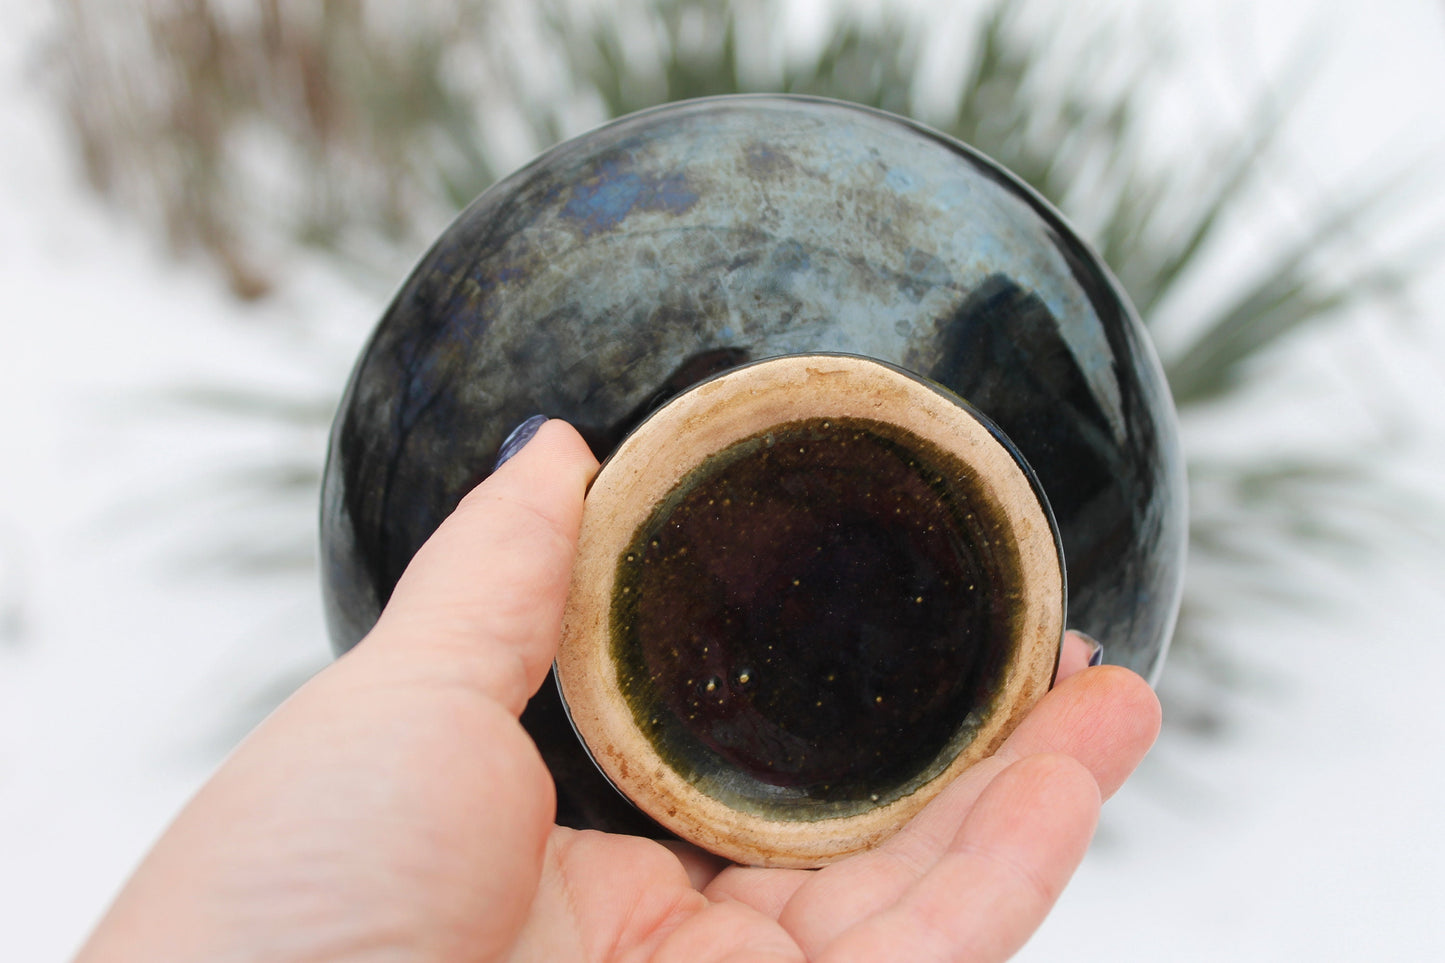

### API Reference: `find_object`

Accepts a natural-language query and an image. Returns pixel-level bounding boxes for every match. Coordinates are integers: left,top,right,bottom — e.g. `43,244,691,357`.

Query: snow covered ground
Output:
2,1,1442,960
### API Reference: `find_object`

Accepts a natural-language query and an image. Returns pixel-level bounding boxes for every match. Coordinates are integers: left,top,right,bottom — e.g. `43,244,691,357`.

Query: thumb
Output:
363,418,599,715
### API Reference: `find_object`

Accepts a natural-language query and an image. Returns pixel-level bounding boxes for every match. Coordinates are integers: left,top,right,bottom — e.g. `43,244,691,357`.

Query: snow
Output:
1,0,1442,960
1019,1,1445,958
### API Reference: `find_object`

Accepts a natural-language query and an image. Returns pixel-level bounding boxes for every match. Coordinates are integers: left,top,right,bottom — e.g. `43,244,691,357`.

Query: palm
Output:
510,664,1153,963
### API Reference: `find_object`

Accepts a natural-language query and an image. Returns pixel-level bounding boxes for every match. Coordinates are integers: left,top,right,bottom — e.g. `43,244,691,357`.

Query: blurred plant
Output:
50,0,551,298
47,0,1438,735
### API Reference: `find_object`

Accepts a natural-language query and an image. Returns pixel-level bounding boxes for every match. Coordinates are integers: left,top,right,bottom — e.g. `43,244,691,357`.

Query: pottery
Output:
320,95,1187,861
557,353,1065,865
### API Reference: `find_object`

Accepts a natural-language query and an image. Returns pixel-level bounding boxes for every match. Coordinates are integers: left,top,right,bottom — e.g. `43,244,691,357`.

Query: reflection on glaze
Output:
320,96,1187,835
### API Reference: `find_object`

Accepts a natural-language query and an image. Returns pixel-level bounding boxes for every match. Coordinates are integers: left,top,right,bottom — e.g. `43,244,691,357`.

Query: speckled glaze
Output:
321,95,1187,837
613,413,1025,805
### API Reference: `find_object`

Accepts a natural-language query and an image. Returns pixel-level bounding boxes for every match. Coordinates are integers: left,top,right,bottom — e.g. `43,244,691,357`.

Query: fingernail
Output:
1076,631,1105,667
495,415,548,469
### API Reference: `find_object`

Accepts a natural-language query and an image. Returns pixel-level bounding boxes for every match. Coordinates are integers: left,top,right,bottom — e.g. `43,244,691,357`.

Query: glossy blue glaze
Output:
320,95,1186,834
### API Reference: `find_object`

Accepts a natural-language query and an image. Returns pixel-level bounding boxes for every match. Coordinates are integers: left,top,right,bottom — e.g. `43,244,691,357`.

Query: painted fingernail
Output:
1076,631,1105,667
495,415,548,468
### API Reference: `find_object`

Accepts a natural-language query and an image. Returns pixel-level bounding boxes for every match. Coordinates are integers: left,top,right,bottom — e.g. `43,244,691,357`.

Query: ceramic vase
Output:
320,95,1187,866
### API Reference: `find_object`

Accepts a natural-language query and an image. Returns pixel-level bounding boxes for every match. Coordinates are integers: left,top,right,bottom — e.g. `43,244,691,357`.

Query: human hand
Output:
77,419,1160,963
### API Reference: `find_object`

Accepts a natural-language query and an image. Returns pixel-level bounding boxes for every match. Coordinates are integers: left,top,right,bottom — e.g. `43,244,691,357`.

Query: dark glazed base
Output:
615,417,1017,813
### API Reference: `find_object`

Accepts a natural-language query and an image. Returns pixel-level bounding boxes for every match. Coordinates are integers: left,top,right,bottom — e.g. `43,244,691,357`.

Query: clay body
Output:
320,95,1187,839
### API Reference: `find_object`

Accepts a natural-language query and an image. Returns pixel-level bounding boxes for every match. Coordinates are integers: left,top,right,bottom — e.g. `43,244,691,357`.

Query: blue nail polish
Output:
495,415,548,468
1069,631,1104,668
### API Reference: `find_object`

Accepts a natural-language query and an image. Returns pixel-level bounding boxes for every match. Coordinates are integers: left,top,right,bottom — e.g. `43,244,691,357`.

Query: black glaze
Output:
612,417,1019,817
320,95,1187,835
